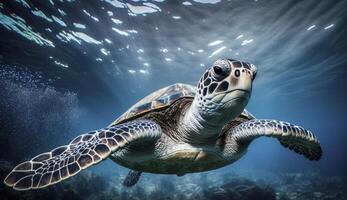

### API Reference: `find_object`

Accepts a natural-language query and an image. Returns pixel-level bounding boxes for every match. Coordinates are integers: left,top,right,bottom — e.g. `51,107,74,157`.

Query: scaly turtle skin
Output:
4,59,322,190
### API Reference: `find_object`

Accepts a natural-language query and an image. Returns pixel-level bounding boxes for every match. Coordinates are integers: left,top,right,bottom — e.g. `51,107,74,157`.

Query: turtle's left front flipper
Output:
4,120,161,190
232,119,322,160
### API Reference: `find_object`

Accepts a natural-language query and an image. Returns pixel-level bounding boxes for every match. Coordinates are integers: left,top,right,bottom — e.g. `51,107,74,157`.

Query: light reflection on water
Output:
0,0,343,100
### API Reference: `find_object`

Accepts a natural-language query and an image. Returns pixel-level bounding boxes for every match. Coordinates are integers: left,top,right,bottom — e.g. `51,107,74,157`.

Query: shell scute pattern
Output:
112,84,196,125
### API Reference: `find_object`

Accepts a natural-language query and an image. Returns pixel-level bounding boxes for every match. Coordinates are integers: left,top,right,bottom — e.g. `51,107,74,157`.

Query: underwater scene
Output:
0,0,347,200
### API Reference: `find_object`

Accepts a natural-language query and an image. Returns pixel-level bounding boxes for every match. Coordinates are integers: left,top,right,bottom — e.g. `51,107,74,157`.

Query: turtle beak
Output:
228,68,253,94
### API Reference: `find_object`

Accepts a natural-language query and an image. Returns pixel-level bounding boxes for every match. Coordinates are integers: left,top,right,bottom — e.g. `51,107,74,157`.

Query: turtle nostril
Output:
234,69,240,77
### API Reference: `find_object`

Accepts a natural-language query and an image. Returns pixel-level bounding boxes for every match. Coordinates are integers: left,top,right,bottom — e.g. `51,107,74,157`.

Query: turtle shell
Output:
110,83,255,126
111,83,196,125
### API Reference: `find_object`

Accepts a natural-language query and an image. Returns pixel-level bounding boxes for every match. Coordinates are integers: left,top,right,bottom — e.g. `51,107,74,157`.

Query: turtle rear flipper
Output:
4,120,161,190
232,119,322,160
123,170,142,187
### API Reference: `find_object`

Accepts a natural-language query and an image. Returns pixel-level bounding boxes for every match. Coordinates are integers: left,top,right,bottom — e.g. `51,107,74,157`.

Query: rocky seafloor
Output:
0,160,345,200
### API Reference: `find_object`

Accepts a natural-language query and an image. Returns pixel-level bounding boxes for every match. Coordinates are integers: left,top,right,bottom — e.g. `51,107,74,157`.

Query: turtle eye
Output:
212,64,230,80
213,66,223,75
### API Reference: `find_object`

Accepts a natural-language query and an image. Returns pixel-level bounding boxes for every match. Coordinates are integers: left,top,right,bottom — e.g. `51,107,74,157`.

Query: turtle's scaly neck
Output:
178,98,225,144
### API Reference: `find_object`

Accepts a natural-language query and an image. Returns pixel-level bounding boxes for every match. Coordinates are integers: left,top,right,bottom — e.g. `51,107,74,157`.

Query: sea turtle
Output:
4,58,322,190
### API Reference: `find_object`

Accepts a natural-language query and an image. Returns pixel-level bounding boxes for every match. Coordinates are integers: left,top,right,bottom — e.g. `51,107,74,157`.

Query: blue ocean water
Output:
0,0,346,199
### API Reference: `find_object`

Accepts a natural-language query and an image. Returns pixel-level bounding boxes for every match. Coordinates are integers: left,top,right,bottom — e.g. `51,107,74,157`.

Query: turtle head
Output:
195,58,257,123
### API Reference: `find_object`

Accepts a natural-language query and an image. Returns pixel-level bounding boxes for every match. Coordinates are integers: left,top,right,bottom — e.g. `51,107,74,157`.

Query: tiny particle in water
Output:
54,60,69,68
139,69,149,74
209,46,226,57
208,40,223,46
182,1,192,5
105,38,112,44
172,16,181,19
107,11,113,16
241,39,253,46
307,25,316,31
128,69,136,74
236,34,244,40
324,24,334,30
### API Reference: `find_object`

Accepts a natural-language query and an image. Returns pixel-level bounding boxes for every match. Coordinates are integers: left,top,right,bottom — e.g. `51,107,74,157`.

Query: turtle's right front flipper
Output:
231,119,322,160
4,120,161,190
